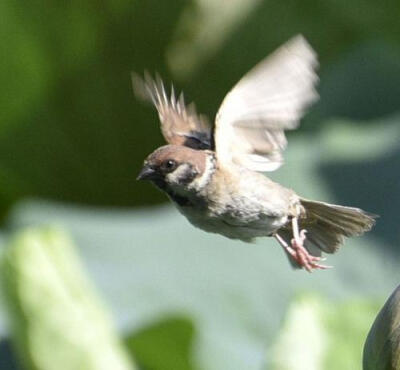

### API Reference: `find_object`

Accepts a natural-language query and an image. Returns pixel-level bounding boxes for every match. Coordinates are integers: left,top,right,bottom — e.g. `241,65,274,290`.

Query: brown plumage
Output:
132,72,211,150
135,35,376,272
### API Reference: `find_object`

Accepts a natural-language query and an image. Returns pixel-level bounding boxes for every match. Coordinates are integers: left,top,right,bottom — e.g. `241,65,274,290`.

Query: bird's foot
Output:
288,230,332,272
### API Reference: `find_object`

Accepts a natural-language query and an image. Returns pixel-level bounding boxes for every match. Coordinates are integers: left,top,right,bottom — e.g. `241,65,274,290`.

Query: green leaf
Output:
271,294,381,370
1,227,135,370
126,316,196,370
324,300,381,370
2,117,400,370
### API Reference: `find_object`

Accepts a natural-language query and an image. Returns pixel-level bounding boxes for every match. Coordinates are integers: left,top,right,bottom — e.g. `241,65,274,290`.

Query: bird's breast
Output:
168,166,295,241
175,196,288,242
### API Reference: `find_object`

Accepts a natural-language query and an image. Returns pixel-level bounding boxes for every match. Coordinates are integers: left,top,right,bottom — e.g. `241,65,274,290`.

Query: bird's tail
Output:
279,199,377,267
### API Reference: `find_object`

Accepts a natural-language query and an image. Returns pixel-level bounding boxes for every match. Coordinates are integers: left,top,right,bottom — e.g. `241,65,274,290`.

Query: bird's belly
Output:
177,205,288,242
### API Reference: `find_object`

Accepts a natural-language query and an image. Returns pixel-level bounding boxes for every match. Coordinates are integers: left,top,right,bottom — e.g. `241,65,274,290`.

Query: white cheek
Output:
166,164,191,185
189,155,214,190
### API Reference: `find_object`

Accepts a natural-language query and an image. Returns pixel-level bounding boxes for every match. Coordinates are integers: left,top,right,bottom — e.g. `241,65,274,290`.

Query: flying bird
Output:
134,35,376,272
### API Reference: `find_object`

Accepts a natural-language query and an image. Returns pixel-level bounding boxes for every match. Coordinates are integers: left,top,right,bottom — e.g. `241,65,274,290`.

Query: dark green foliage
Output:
126,316,196,370
0,0,400,220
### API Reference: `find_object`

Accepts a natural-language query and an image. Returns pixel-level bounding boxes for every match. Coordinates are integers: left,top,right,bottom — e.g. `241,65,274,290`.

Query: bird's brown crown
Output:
145,145,207,174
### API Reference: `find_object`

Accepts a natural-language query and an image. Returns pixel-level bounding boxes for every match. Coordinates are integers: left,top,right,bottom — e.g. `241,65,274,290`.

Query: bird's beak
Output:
137,165,158,181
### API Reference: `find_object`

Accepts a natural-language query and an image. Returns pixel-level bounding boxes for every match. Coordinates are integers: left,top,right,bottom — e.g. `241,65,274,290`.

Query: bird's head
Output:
137,145,215,195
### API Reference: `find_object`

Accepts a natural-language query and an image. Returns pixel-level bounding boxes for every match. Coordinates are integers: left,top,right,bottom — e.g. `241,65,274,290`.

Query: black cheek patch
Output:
167,192,191,207
151,178,167,191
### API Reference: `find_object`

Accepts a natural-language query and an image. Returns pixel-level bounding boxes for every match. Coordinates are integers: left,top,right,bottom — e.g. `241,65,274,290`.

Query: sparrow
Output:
134,35,376,272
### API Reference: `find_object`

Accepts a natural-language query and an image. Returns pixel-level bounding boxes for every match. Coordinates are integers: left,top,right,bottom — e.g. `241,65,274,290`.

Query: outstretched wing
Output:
214,35,319,172
132,72,212,150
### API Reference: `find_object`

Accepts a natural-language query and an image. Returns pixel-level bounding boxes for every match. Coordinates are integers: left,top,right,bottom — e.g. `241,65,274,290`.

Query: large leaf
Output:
1,118,399,369
1,227,135,370
271,294,381,370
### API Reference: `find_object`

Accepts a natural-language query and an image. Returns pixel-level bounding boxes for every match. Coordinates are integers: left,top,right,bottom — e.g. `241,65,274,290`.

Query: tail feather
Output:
299,198,377,254
303,202,374,235
305,223,344,253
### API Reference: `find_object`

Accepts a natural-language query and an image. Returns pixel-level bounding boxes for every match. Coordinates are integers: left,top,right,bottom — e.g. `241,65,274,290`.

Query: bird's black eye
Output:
162,159,177,172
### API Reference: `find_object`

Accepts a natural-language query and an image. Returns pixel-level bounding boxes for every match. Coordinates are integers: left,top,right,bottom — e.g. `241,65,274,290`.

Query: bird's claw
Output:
288,229,333,272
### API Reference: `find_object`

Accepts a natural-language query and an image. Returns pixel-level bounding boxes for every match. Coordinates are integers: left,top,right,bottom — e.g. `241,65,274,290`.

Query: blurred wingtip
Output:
131,71,148,101
284,34,319,71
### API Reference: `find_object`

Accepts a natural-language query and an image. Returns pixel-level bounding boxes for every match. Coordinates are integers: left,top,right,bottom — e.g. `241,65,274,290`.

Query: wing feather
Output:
132,72,212,150
214,35,319,172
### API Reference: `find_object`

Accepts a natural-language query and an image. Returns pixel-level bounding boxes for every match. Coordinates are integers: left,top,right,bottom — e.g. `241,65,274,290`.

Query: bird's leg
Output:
289,216,332,272
274,233,298,260
274,232,313,271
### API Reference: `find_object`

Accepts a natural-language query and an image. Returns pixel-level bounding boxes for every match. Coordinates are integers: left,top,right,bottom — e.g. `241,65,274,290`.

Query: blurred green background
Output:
1,0,400,369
